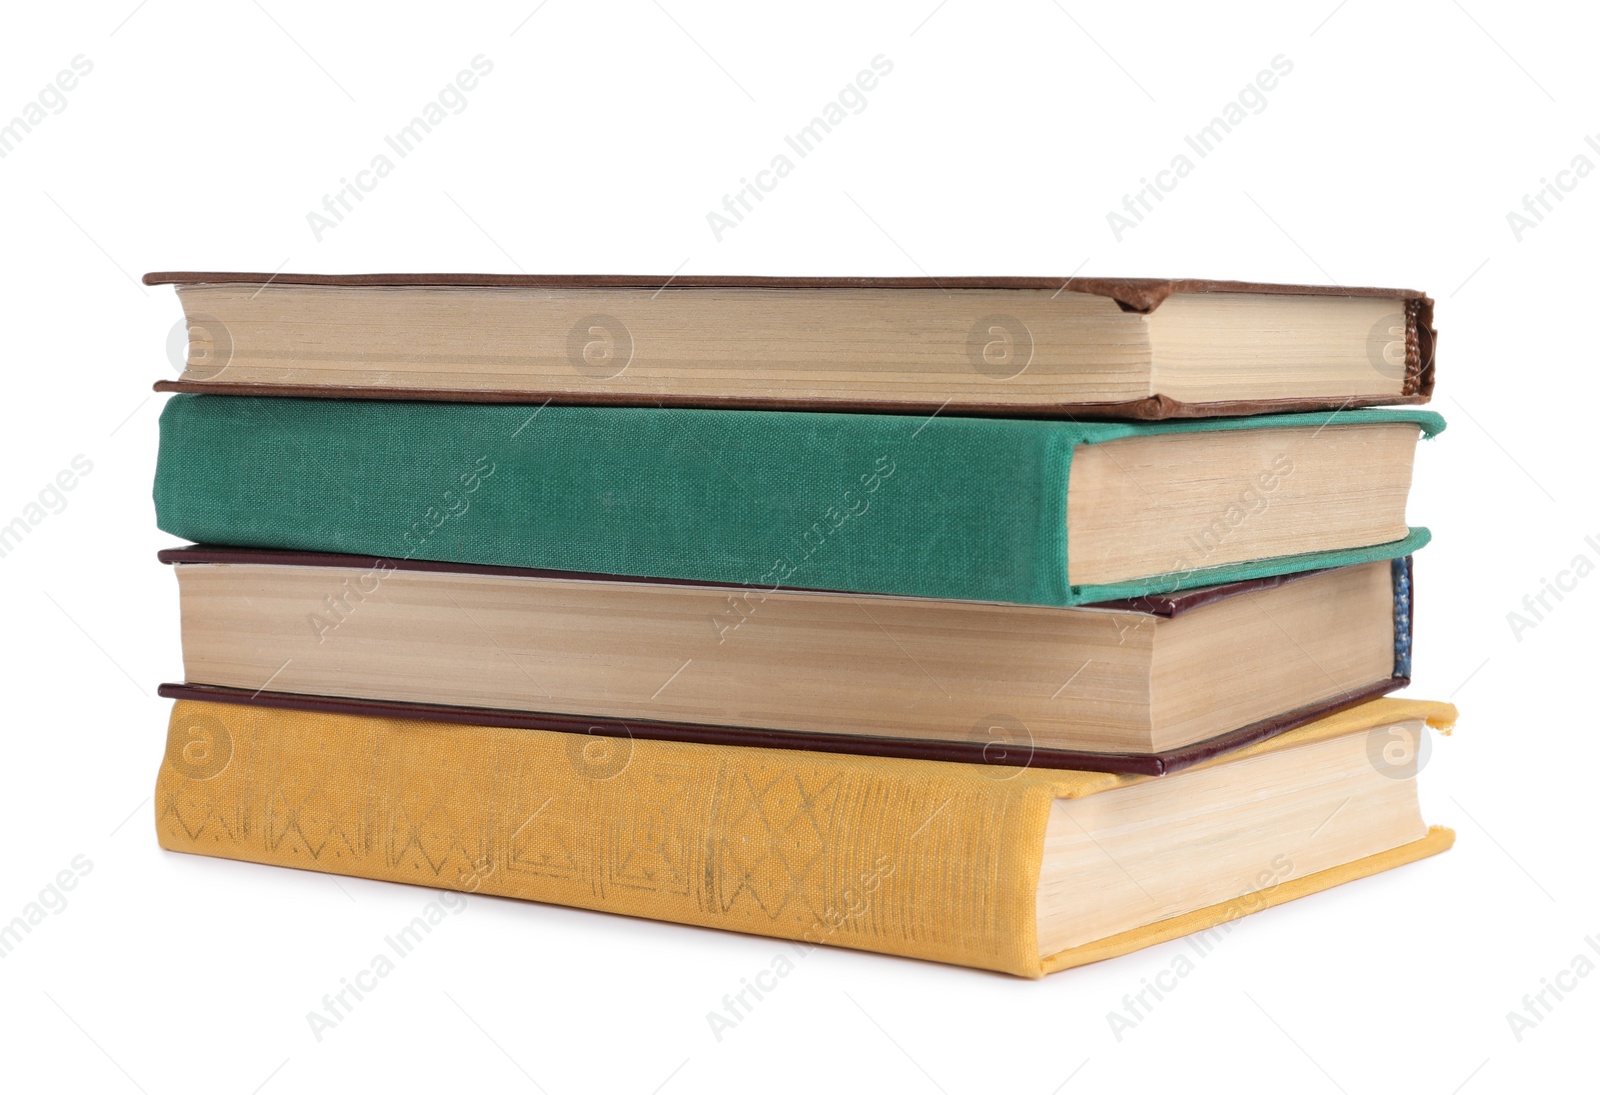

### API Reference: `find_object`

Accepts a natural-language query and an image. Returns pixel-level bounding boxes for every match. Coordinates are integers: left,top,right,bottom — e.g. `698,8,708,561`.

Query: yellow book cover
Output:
154,696,1455,977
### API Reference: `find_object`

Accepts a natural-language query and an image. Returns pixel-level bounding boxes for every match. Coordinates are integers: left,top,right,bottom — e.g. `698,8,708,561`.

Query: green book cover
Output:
153,395,1442,606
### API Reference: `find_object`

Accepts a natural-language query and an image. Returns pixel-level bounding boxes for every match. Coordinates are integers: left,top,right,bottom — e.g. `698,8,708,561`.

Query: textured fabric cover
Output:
153,395,1443,606
154,695,1455,977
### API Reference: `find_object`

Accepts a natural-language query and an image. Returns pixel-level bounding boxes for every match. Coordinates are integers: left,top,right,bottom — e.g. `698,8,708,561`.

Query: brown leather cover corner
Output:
155,679,1406,777
1089,567,1332,618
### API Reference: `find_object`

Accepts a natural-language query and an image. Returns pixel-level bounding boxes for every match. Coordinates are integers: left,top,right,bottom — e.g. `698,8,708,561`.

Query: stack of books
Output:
148,272,1453,978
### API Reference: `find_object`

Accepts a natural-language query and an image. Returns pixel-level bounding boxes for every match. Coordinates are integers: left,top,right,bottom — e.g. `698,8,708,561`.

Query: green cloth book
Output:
153,395,1442,606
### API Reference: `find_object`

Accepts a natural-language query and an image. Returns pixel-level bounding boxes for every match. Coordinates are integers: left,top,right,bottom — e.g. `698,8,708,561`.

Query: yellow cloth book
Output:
154,696,1455,977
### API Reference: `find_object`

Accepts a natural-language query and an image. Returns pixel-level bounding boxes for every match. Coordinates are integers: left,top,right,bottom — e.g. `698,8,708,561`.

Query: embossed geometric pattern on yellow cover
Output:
154,697,1456,977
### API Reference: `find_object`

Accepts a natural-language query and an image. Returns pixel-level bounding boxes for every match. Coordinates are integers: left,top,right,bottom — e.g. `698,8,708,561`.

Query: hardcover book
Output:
147,273,1435,419
152,395,1442,606
160,548,1415,772
153,695,1455,977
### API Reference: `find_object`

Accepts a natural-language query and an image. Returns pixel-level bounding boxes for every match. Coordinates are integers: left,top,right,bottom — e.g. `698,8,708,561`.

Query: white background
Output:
0,1,1592,1091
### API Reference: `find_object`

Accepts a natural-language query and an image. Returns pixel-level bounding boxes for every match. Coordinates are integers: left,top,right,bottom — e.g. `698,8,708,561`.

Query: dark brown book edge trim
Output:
1102,553,1415,620
156,678,1406,777
1088,567,1329,617
148,381,1430,419
154,544,1361,618
143,271,1428,314
1405,296,1439,398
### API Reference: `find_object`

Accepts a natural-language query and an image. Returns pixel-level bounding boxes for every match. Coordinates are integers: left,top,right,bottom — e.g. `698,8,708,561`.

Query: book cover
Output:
153,694,1455,977
152,395,1441,606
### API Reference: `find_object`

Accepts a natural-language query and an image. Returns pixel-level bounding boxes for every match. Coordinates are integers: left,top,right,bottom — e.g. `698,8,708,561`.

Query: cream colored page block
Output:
1065,424,1419,585
1147,292,1408,400
1148,560,1396,751
1036,726,1427,954
178,284,1155,404
177,563,1159,750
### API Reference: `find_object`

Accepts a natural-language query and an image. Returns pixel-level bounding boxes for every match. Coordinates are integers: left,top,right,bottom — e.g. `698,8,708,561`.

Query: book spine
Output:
153,395,1071,605
154,699,1054,976
1392,555,1413,678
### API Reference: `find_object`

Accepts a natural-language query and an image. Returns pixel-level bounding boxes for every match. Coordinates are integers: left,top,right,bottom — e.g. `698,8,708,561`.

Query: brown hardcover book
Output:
158,548,1414,775
147,272,1434,418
